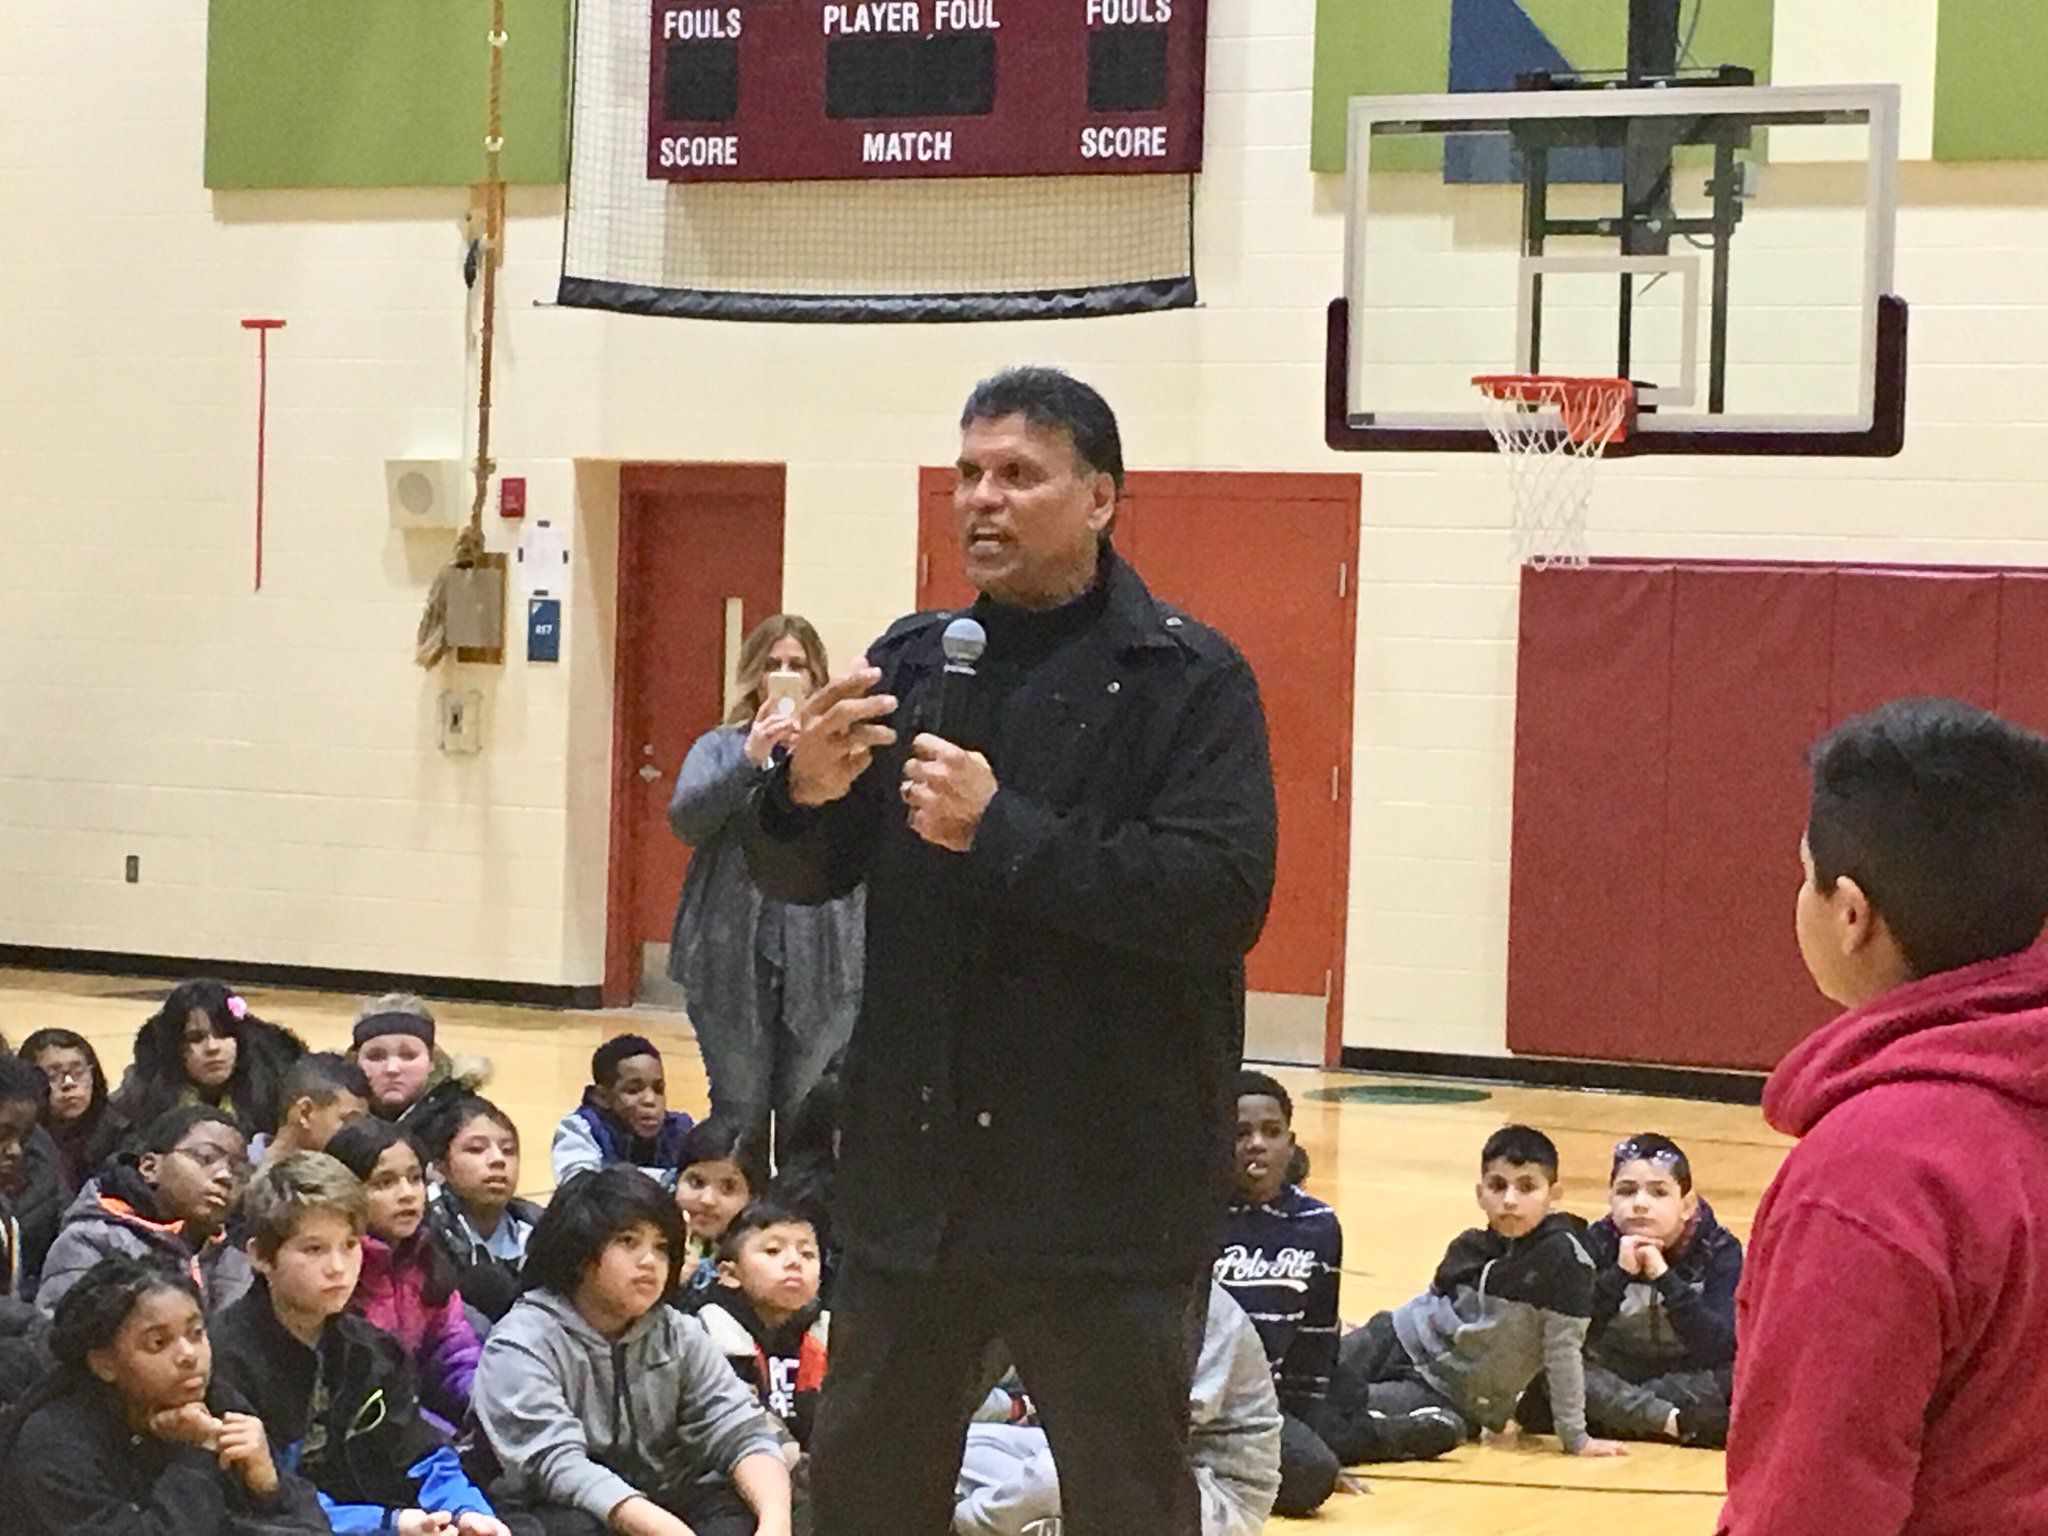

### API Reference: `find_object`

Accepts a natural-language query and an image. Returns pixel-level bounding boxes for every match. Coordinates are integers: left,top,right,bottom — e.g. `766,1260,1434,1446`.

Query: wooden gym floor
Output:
3,966,1786,1535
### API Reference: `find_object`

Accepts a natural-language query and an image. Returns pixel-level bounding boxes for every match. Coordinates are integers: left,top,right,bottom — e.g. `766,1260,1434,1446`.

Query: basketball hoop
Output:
1473,374,1635,570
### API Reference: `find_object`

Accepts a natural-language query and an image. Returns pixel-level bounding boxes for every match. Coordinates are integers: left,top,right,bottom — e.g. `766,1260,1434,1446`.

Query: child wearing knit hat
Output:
349,994,488,1144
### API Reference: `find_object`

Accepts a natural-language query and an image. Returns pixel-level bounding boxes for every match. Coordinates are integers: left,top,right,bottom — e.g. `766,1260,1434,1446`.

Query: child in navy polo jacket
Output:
1213,1071,1341,1516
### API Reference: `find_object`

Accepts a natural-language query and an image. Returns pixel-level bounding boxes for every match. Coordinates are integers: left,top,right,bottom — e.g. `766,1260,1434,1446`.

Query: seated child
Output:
110,979,307,1140
0,1054,59,1297
772,1066,842,1305
211,1153,514,1536
474,1165,793,1536
256,1052,370,1163
18,1029,116,1197
0,1253,327,1535
37,1105,251,1313
1213,1070,1342,1517
1546,1133,1740,1448
350,995,484,1137
1321,1125,1624,1463
953,1285,1285,1536
672,1115,767,1308
0,1079,45,1409
552,1034,695,1188
324,1117,480,1431
422,1095,542,1326
696,1200,830,1461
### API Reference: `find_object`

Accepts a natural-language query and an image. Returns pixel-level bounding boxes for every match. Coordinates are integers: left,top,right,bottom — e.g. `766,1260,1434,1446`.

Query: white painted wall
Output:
5,2,2048,1057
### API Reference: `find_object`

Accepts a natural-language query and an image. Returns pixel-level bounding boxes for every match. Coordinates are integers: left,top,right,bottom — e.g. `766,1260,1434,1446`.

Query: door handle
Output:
638,764,663,783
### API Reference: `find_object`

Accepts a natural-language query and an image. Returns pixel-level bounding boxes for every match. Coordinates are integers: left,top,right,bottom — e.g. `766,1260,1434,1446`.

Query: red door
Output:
917,468,1360,1062
607,465,785,1005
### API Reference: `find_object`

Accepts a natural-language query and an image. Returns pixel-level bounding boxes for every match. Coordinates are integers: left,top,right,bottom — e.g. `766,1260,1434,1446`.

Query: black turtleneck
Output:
949,562,1112,755
969,561,1111,672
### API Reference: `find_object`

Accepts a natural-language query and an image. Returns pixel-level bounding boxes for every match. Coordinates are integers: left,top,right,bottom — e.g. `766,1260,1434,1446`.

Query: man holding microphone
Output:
746,367,1279,1536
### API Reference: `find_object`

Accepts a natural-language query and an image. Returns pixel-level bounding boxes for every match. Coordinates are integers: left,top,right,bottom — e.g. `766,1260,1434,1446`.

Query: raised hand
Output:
744,695,803,767
786,666,898,808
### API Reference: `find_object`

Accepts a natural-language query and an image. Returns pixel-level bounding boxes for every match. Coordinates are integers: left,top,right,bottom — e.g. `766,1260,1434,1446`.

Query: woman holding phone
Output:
667,614,864,1163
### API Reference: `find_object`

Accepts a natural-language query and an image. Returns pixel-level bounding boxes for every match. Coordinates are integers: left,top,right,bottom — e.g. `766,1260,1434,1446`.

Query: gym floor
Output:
5,966,1782,1535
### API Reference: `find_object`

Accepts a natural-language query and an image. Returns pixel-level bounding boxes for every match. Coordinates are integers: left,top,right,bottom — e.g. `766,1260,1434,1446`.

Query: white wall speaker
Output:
386,459,468,530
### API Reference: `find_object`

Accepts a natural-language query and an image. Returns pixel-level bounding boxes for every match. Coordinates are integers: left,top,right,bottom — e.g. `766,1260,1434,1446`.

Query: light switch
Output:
439,689,484,754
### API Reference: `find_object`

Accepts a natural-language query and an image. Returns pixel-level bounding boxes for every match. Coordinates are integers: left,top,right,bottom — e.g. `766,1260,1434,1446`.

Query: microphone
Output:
936,615,987,746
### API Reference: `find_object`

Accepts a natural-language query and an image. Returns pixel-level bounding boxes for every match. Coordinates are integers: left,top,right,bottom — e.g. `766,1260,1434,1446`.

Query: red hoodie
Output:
1719,949,2048,1536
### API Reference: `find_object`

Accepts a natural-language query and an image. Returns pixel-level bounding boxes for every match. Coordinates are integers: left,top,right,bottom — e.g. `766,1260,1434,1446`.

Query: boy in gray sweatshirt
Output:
952,1287,1288,1536
473,1167,792,1536
1319,1126,1627,1463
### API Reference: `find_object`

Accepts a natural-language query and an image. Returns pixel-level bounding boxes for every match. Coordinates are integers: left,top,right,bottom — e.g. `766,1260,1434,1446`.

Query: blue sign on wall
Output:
527,598,561,664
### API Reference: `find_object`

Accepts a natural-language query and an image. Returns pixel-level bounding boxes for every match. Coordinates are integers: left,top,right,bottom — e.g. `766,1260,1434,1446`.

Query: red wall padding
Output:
1997,574,2048,724
1830,570,2000,719
1657,569,1834,1068
1508,567,1672,1062
1509,562,2048,1072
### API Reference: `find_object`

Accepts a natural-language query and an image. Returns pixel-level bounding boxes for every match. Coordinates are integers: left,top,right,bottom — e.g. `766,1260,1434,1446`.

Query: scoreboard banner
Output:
557,0,1204,323
649,1,1207,181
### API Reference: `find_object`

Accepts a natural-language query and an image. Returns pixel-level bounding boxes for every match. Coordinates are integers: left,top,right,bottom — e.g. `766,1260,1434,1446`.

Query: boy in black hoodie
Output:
1544,1133,1740,1448
1320,1125,1624,1463
697,1199,830,1461
209,1152,515,1534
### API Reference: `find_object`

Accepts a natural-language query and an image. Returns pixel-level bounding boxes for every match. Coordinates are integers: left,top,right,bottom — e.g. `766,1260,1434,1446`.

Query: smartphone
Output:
763,671,807,715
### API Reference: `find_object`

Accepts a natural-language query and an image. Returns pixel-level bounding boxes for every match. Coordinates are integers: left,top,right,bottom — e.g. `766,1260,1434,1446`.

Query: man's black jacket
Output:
747,549,1277,1279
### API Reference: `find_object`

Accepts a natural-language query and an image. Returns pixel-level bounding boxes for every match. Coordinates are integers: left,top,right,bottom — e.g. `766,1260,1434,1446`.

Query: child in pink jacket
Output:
325,1117,480,1431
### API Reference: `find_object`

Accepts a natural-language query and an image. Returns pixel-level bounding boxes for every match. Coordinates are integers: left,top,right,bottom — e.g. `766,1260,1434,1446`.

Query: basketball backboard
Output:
1327,81,1906,457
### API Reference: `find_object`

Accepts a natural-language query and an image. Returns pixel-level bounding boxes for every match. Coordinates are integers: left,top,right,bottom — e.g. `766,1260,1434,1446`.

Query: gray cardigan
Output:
667,725,863,1046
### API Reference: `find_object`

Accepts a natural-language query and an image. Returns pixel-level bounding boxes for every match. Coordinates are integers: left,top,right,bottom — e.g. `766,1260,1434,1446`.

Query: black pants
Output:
1274,1413,1340,1517
493,1479,756,1536
811,1259,1207,1536
1317,1312,1468,1465
1522,1362,1735,1448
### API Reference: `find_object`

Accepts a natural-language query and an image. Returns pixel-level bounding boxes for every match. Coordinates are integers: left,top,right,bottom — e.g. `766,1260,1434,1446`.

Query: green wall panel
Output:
1311,0,1453,174
1934,0,2048,161
206,0,570,190
1312,0,1774,175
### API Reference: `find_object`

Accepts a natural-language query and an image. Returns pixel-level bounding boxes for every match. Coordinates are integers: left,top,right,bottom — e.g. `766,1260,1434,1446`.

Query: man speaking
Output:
746,367,1278,1536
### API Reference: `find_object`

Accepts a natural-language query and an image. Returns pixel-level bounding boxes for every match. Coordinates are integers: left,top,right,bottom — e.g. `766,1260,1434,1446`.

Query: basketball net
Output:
1473,375,1634,570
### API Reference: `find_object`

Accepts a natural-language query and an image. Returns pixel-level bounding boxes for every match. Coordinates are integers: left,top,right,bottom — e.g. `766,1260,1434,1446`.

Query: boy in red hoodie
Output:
1721,697,2048,1536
